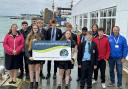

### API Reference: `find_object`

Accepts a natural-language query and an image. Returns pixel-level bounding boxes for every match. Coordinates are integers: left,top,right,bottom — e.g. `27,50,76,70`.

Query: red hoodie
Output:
93,35,110,61
3,33,24,55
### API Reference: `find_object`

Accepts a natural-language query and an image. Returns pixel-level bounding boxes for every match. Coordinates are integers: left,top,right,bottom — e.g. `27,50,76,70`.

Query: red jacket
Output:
3,33,24,55
93,35,110,61
77,35,80,45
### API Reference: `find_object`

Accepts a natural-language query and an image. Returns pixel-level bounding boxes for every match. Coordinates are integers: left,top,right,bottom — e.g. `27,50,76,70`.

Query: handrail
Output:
0,42,3,43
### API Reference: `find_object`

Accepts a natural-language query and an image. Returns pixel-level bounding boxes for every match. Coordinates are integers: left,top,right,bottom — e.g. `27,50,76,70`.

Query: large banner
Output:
32,41,71,61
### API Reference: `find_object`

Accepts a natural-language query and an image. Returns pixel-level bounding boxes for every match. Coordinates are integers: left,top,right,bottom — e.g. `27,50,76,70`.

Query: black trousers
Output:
94,60,106,83
47,61,58,75
78,67,81,79
80,61,93,89
19,52,29,75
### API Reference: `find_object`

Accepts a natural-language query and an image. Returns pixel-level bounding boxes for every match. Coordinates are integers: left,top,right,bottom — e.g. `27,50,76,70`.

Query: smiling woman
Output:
0,17,31,57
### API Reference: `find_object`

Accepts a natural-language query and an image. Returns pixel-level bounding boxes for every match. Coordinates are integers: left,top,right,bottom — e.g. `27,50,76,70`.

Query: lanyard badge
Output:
114,36,120,48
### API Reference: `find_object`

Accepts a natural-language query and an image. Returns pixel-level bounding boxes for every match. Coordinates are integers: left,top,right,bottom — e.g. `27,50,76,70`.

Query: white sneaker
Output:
102,83,106,88
92,79,97,84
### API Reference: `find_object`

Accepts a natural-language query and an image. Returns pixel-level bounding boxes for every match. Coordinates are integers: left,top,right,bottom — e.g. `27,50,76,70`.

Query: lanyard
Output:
114,36,120,44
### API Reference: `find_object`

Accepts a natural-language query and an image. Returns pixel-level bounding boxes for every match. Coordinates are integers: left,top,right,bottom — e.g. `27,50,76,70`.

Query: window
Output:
99,7,116,35
73,6,116,34
107,19,112,34
83,13,88,27
84,19,87,27
107,9,112,17
112,7,116,16
90,11,98,28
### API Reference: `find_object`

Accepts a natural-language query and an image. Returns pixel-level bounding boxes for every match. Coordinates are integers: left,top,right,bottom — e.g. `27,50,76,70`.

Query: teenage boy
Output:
93,28,110,88
18,21,29,79
78,31,98,89
77,27,88,81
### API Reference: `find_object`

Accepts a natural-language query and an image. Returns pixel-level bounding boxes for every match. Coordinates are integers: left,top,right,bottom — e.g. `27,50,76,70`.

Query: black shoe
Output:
46,74,51,79
18,73,23,79
40,73,45,79
40,71,43,77
57,86,61,89
34,82,38,89
9,80,13,84
9,80,16,84
42,74,45,79
76,77,80,81
29,82,34,89
12,81,16,84
53,74,56,79
65,85,68,89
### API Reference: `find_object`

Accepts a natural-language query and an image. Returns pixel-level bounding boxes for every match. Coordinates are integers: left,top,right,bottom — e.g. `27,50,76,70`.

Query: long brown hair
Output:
26,24,41,50
61,30,72,40
92,24,98,32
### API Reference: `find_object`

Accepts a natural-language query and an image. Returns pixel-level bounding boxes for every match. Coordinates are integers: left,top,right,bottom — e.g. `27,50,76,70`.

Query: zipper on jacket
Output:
98,38,100,50
14,38,16,50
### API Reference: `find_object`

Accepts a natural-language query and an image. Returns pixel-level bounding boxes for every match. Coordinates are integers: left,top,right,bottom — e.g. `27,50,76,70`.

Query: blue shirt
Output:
82,41,91,61
51,28,56,41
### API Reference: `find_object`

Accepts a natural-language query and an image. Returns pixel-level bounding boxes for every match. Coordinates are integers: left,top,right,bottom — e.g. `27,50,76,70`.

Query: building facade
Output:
71,0,128,38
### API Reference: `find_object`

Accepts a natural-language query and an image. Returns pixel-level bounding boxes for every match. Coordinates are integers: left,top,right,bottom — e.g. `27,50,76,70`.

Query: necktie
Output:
88,42,91,54
51,29,55,40
81,36,84,42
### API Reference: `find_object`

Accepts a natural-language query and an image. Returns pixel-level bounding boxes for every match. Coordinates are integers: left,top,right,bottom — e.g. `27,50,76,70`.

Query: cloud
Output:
0,0,80,16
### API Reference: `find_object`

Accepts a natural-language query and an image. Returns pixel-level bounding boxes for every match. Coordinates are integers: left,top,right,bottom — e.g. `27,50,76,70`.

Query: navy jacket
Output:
46,28,62,40
78,41,98,66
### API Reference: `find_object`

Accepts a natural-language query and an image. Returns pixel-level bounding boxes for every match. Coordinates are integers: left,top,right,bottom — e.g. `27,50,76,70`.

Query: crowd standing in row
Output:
3,17,128,89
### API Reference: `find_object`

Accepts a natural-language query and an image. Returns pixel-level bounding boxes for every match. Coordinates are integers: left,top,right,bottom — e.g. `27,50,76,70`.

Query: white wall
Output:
72,0,128,38
116,0,128,38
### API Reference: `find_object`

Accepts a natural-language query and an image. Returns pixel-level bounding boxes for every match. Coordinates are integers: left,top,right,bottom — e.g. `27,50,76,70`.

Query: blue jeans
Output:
109,58,123,86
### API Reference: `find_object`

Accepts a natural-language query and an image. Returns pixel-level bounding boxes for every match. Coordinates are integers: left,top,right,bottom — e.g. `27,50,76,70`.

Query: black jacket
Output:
19,29,31,39
46,28,62,40
78,41,98,66
39,28,47,40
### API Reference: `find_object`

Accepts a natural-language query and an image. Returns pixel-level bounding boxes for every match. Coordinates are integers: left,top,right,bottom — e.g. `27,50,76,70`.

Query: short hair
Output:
31,17,37,20
98,27,105,32
66,22,72,28
112,26,120,31
50,19,57,24
86,31,93,35
82,27,88,32
22,21,28,25
37,20,43,24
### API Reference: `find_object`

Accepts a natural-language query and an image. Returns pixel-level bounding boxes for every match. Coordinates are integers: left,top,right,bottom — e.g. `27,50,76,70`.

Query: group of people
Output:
2,17,128,89
77,24,127,89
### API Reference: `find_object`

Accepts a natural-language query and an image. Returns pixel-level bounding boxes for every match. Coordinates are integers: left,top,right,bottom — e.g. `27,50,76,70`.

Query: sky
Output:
0,0,80,16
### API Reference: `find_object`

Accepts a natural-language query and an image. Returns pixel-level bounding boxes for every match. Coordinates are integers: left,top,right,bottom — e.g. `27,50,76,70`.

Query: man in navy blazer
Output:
46,19,62,79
